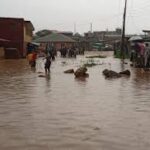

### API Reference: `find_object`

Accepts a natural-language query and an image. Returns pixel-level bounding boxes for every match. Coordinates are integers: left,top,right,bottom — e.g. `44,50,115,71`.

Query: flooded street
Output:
0,51,150,150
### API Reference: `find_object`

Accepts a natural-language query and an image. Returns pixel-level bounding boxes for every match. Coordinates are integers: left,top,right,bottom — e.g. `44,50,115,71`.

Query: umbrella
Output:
129,36,143,41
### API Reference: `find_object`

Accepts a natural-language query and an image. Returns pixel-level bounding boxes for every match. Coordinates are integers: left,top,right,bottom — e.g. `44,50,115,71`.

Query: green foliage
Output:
114,50,129,59
83,58,99,67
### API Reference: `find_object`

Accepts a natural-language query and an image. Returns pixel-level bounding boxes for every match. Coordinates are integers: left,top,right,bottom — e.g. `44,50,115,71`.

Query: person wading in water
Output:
44,56,51,74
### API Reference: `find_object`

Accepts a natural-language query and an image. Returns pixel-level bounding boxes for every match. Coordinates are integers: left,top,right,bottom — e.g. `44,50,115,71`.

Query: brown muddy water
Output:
0,51,150,150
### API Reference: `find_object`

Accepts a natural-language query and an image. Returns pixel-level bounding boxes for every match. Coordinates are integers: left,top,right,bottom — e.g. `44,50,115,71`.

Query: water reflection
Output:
74,76,88,83
0,52,150,150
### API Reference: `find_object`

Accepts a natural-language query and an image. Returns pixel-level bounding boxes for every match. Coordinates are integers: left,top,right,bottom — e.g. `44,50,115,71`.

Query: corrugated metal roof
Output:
35,33,76,43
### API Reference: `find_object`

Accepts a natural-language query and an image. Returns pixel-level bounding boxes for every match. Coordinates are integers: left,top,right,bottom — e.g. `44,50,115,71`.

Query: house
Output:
59,31,73,37
35,33,76,50
0,17,34,58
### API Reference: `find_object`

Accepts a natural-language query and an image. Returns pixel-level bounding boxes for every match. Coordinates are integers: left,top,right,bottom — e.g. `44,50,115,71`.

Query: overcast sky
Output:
0,0,150,34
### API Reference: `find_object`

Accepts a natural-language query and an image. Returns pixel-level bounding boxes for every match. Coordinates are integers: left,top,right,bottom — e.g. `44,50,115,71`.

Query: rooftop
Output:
35,33,76,43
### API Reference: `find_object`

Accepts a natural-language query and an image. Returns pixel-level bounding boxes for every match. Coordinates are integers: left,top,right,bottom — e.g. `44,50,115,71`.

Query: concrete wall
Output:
24,26,33,42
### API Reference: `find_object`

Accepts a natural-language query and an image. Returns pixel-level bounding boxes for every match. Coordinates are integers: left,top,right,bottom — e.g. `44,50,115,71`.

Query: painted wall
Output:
24,26,33,56
0,47,4,58
0,18,24,57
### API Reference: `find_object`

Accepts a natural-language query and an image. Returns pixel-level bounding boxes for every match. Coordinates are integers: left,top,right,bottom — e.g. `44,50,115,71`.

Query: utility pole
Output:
74,23,76,34
90,23,93,33
121,0,127,60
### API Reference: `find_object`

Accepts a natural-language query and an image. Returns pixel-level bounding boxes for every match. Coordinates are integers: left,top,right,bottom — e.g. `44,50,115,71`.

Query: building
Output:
73,33,90,51
91,28,122,42
84,28,122,50
0,17,34,58
143,30,150,36
35,33,76,50
59,31,73,37
0,38,10,58
24,21,35,56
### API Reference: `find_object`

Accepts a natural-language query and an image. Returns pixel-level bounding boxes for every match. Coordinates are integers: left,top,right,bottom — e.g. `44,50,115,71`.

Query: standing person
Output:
139,42,145,68
51,45,56,61
44,56,51,74
27,53,33,66
31,51,37,68
144,43,150,67
45,43,51,56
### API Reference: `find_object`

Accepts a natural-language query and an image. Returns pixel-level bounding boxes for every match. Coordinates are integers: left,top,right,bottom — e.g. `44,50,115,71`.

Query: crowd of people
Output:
130,42,150,68
60,46,78,58
26,43,84,74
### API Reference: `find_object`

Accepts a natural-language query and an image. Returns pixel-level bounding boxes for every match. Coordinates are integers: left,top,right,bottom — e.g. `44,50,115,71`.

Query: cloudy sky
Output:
0,0,150,34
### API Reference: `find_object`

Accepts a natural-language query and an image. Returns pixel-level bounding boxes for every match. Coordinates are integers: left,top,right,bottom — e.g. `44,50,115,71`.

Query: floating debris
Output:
94,127,101,131
37,71,44,74
38,75,46,78
86,55,106,59
64,69,74,73
103,69,131,78
103,69,121,78
74,66,89,78
119,70,131,76
61,61,67,64
83,63,97,67
124,62,128,65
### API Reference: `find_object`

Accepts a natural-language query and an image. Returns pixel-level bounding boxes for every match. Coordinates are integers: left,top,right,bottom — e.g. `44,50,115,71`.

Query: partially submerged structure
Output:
0,17,34,59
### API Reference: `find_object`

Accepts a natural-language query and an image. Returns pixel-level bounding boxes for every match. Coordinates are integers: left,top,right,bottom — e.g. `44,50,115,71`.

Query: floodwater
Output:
0,51,150,150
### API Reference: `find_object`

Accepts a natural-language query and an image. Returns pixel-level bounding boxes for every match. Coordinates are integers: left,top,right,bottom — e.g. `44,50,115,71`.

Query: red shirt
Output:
32,53,37,60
